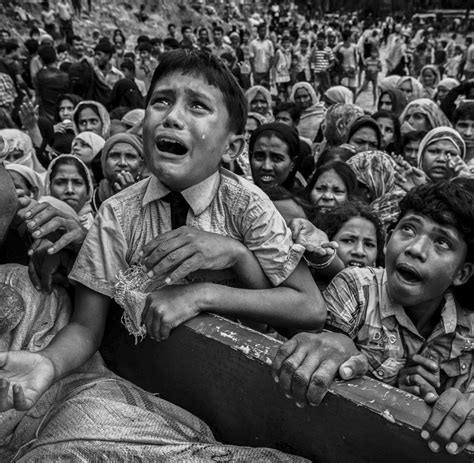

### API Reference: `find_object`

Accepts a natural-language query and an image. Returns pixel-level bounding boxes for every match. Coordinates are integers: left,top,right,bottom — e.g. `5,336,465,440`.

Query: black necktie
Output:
163,191,189,230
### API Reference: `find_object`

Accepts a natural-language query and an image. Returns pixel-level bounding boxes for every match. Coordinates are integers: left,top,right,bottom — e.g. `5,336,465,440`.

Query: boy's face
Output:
143,72,243,191
385,212,472,309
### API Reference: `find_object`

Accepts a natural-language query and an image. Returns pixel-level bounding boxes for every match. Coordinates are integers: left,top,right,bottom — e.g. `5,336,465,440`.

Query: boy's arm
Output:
0,285,110,411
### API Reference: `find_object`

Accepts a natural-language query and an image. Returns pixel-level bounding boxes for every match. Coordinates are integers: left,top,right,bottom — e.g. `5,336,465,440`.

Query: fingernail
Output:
32,230,40,237
421,430,430,440
25,211,31,218
138,250,143,257
35,285,41,291
165,277,171,285
446,442,459,455
429,441,440,453
295,402,304,408
425,392,438,403
147,271,154,278
27,250,33,256
285,393,293,400
47,247,55,254
341,367,353,379
272,374,279,383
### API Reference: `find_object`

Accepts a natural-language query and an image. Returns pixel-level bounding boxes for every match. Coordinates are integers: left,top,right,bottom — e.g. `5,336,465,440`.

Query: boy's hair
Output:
38,45,57,65
317,32,326,39
213,26,224,35
401,129,427,149
30,27,40,38
137,35,151,45
275,102,301,125
163,38,180,50
150,37,161,46
138,42,152,54
318,201,385,266
398,181,474,264
5,40,19,55
181,26,191,34
300,38,309,46
167,23,176,31
453,101,474,124
120,59,135,74
24,38,39,55
145,49,247,135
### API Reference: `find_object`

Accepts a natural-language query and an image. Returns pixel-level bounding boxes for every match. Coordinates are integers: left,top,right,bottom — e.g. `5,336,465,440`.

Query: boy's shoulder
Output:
100,177,151,211
333,266,384,288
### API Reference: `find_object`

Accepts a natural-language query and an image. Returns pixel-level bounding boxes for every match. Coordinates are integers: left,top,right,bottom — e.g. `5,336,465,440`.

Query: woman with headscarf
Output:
289,82,326,141
419,64,440,99
6,164,44,199
399,98,452,134
0,129,46,175
72,100,111,139
346,116,382,154
92,133,144,213
323,86,353,106
71,132,106,168
245,86,273,122
248,122,303,193
417,126,466,182
42,154,95,229
378,75,400,93
396,76,425,102
435,78,459,105
108,79,144,112
377,88,407,118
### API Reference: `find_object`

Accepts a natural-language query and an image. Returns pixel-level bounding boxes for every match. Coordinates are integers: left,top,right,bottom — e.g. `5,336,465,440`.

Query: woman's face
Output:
104,142,142,183
5,147,24,163
294,88,312,109
348,126,379,152
77,107,103,135
422,69,436,87
405,109,430,131
250,91,269,115
399,81,414,100
244,117,259,143
310,169,348,213
50,163,88,213
333,216,378,268
379,93,392,112
59,98,75,122
251,135,293,189
421,139,460,181
72,138,94,165
436,85,449,103
375,117,395,149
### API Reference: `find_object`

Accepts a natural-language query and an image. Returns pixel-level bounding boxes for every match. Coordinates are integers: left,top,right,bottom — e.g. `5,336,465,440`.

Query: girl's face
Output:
399,81,414,100
50,163,88,213
376,117,395,149
294,88,312,109
250,91,269,115
72,138,94,165
379,93,392,112
104,142,142,183
405,109,430,131
310,169,348,213
422,69,436,87
59,98,75,122
333,216,378,268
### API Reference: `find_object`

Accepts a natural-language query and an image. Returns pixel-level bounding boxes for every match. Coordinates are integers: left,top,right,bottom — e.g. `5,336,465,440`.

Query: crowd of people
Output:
0,0,473,460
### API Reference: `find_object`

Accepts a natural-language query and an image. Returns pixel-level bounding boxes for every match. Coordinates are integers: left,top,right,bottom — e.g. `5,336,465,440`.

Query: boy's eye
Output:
340,238,354,244
191,101,208,111
400,224,415,236
435,238,451,250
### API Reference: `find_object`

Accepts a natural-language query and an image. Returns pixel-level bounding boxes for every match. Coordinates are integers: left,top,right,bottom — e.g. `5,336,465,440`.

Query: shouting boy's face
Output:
385,212,472,310
143,72,242,191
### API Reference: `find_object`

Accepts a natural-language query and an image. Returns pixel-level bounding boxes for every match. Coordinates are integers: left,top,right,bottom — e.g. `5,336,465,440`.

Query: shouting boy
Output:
273,180,474,456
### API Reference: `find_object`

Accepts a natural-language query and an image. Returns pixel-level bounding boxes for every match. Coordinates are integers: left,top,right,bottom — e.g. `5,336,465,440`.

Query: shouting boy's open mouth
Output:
395,263,422,284
155,137,188,156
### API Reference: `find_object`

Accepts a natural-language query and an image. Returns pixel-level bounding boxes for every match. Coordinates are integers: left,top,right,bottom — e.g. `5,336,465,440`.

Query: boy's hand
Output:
398,354,440,404
0,351,55,412
142,283,204,341
140,227,246,285
289,218,338,258
422,388,474,455
272,332,368,408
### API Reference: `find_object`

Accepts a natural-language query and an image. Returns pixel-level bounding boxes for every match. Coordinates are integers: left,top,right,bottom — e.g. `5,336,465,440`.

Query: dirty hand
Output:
289,218,338,258
113,171,137,192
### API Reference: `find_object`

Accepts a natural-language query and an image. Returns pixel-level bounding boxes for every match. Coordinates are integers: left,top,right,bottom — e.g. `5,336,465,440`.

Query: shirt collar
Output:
142,172,220,216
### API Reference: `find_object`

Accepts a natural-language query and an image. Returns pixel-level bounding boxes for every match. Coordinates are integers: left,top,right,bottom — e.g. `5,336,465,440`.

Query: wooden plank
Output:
100,310,474,462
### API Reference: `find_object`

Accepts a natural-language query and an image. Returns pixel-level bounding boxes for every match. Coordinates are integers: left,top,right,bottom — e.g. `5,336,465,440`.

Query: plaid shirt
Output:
324,267,474,392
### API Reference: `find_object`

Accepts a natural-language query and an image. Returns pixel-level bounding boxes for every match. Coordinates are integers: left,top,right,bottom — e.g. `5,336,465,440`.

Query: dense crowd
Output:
0,0,473,460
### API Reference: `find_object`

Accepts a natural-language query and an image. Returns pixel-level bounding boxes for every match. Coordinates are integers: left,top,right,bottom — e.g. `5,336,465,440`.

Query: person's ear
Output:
452,262,474,287
222,134,245,163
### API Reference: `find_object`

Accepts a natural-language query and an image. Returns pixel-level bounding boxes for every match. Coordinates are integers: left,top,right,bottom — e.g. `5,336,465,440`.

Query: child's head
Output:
400,129,427,167
453,101,474,160
143,49,247,191
386,180,474,309
319,201,384,268
372,110,401,154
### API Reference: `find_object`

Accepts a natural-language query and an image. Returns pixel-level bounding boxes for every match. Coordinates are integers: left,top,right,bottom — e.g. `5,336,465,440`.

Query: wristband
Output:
303,251,336,270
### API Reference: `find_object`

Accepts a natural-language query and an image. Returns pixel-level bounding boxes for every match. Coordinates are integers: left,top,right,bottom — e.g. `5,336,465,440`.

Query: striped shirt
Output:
309,46,334,73
324,267,474,392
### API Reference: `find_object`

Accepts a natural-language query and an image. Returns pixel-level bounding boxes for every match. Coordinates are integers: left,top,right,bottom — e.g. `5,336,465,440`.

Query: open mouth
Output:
348,261,365,268
396,263,422,284
259,175,275,183
155,137,188,156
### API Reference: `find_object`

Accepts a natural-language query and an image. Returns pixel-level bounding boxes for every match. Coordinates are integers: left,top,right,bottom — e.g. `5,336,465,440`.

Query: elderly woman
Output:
346,116,382,153
396,76,425,102
435,77,459,105
72,100,111,139
419,64,440,99
289,82,326,141
245,85,273,121
399,98,452,134
92,133,144,212
249,122,303,192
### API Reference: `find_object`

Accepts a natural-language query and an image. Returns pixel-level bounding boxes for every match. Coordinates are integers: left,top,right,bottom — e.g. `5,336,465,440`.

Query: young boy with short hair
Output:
273,180,474,456
0,49,324,410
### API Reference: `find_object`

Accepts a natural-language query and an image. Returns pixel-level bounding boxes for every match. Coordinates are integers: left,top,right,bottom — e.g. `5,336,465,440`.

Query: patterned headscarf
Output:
347,150,397,201
397,76,425,102
399,98,452,131
0,129,46,174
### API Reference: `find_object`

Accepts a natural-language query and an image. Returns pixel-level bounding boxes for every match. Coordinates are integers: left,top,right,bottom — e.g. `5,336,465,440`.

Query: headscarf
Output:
323,103,364,147
417,127,466,170
419,65,441,99
437,78,460,92
347,116,382,150
72,100,111,139
122,109,145,129
0,129,46,174
5,164,45,198
400,98,452,131
96,133,143,205
324,86,354,105
378,75,401,93
289,82,326,141
108,79,144,111
245,86,273,122
377,88,407,118
396,76,425,101
347,150,397,201
43,154,95,229
72,131,106,164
